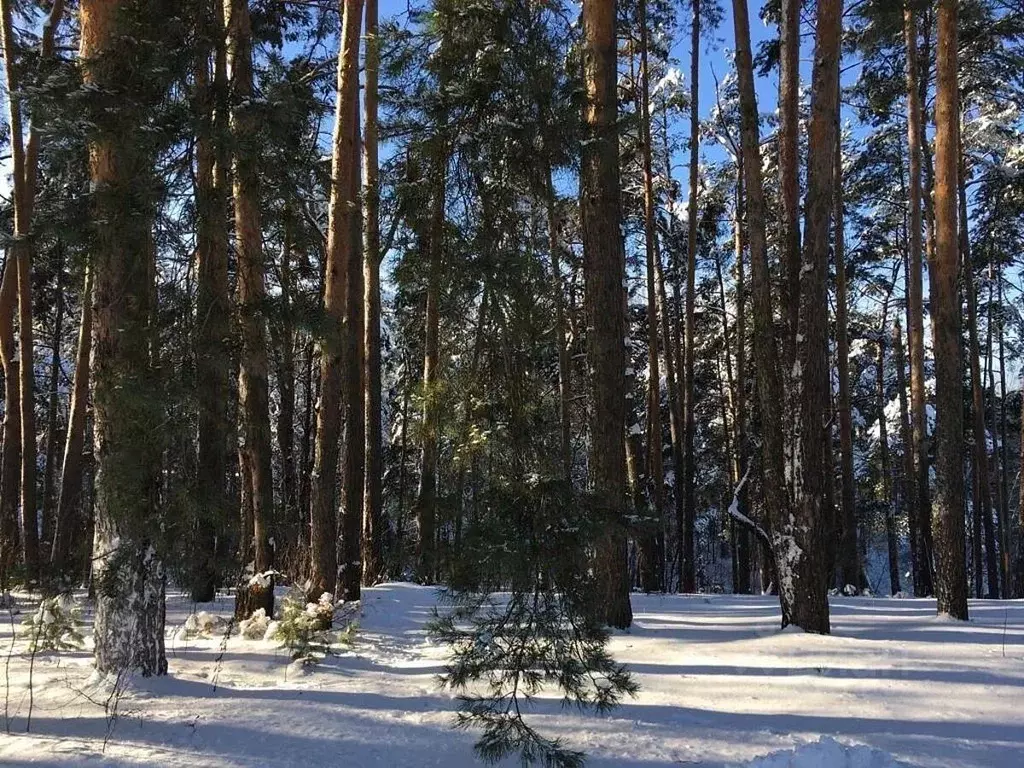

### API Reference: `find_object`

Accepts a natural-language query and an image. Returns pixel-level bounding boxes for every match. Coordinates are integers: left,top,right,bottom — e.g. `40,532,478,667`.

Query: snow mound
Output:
737,737,903,768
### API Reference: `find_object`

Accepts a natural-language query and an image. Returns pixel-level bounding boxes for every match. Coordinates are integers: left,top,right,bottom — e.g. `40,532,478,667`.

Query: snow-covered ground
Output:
1,585,1022,767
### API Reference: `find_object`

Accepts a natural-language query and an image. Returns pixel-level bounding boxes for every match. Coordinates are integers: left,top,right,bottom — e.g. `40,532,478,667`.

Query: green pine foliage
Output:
429,479,639,767
20,596,85,653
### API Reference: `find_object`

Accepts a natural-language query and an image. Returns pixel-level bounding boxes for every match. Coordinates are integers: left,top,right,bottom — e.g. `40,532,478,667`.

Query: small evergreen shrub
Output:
269,590,356,665
20,596,85,653
430,479,639,768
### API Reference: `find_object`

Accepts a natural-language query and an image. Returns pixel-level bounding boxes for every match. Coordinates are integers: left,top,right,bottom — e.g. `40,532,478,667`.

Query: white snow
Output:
2,585,1023,766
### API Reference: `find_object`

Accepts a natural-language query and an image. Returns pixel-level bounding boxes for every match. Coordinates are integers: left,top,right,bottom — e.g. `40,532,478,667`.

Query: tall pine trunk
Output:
930,0,968,620
779,0,801,361
903,1,934,597
834,125,859,590
680,0,700,594
789,0,842,634
730,0,790,624
637,0,663,593
226,0,274,620
361,0,385,587
82,0,167,677
581,0,631,628
309,0,364,603
192,0,230,602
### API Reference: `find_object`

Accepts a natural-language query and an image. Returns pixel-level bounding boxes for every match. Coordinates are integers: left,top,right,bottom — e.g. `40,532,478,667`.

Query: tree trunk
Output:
0,0,40,584
339,87,365,602
789,0,842,634
82,0,166,677
834,125,859,591
903,2,934,597
730,0,790,625
544,164,573,481
361,0,384,588
191,0,230,602
959,138,998,599
273,211,299,572
40,245,65,564
894,319,917,592
779,0,801,362
995,270,1011,596
930,0,968,621
226,0,274,620
581,0,631,628
875,312,901,596
679,0,701,595
637,0,663,593
0,258,20,588
731,158,751,594
50,269,93,587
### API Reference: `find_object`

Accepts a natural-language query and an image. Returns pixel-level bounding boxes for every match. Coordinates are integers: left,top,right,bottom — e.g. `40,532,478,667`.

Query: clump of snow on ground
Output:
736,736,902,768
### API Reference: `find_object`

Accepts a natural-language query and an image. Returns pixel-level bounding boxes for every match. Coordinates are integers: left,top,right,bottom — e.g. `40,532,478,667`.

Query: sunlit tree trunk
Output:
82,0,166,677
903,2,934,596
930,0,968,620
226,0,274,619
581,0,631,628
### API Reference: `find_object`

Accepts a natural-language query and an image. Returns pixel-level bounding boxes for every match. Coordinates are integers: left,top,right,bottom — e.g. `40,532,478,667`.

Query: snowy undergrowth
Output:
733,736,904,767
1,586,1022,766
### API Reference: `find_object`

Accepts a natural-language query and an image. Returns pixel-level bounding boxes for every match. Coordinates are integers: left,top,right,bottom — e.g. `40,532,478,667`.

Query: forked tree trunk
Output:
309,0,364,604
226,0,274,620
930,0,968,621
581,0,631,628
82,0,167,677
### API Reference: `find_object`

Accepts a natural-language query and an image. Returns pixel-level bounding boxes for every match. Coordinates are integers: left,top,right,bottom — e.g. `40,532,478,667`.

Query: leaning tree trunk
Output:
581,0,631,629
930,0,968,621
903,2,934,597
81,0,167,677
226,0,274,620
789,0,842,635
308,0,363,604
